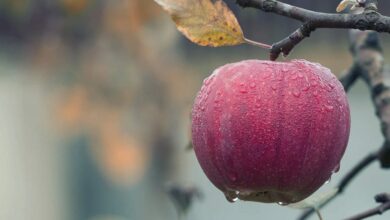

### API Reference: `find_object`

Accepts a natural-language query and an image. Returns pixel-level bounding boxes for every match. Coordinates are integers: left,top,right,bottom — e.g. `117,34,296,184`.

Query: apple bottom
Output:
224,188,313,204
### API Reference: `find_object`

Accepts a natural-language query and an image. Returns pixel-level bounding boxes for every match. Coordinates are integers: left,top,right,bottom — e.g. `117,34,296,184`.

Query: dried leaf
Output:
154,0,244,47
336,0,357,12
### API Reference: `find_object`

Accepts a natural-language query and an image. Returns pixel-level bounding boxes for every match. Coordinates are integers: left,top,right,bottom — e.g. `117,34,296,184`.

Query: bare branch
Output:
236,0,390,60
344,193,390,220
348,30,390,168
339,64,361,92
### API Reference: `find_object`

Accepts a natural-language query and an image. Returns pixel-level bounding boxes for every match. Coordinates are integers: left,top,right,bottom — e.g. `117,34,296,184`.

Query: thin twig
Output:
344,193,390,220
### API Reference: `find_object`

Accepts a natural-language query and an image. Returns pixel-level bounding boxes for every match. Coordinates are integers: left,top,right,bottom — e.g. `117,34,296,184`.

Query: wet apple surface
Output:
191,59,350,204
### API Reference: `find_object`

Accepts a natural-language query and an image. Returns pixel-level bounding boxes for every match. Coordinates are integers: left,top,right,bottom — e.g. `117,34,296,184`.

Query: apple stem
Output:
243,37,272,50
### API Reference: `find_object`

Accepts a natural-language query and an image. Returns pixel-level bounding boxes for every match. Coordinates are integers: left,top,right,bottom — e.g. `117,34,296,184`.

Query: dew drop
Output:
201,106,206,111
292,90,301,98
228,173,237,182
271,84,278,91
290,73,298,80
313,90,319,97
302,84,310,91
333,164,340,173
262,70,271,79
225,190,239,203
250,82,256,88
277,202,289,206
277,73,284,81
298,72,304,78
203,75,214,86
240,88,248,93
325,104,334,111
325,176,331,184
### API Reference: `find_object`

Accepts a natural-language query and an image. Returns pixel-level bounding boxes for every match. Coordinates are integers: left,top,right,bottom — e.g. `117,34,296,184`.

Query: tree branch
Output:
348,29,390,168
344,193,390,220
339,64,361,92
236,0,390,60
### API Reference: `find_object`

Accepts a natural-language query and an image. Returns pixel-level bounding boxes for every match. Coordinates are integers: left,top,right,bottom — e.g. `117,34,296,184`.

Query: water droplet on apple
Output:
203,75,215,86
293,90,301,98
240,88,248,93
228,173,237,182
250,82,256,88
325,105,334,111
290,73,298,80
271,84,277,91
262,70,271,79
225,190,239,203
277,202,289,206
300,83,310,91
325,177,331,184
277,73,284,81
333,164,340,173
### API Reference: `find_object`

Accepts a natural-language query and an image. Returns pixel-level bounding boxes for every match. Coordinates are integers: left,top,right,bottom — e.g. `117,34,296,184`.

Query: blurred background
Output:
1,0,390,219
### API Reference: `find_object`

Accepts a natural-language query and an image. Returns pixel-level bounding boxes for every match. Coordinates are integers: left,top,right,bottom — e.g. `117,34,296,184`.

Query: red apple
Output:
191,59,350,204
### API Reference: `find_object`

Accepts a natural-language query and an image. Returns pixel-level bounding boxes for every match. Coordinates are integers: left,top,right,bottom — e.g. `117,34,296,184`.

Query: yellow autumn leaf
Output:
336,0,357,12
154,0,244,47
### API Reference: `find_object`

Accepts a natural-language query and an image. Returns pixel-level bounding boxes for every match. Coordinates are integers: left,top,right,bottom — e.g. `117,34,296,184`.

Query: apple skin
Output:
191,59,350,204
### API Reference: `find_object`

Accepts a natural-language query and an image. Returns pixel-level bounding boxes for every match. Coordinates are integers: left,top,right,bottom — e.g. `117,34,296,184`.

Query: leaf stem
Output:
243,37,272,50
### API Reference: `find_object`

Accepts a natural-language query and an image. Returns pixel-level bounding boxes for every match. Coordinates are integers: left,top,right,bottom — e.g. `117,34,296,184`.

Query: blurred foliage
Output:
0,0,199,190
